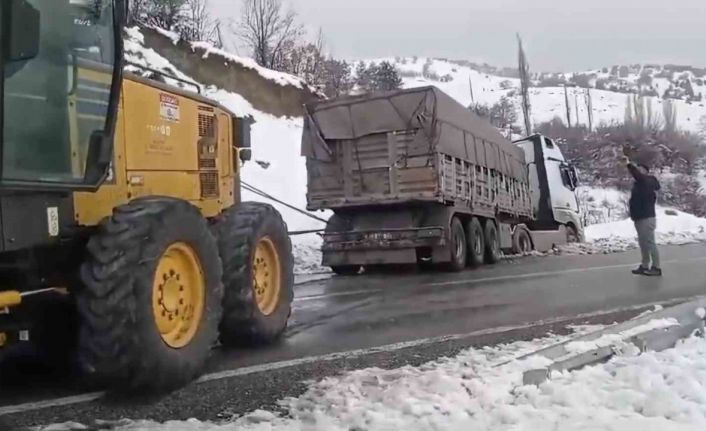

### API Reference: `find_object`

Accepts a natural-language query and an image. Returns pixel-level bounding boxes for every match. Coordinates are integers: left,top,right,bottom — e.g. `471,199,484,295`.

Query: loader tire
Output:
212,202,294,347
77,197,223,393
466,217,485,267
444,217,467,272
483,220,501,264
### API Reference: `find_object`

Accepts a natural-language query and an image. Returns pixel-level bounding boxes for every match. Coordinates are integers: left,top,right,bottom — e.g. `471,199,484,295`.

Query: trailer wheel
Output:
212,202,294,347
566,224,579,243
512,227,533,254
324,214,360,276
465,217,485,267
444,217,467,272
77,197,223,392
484,220,501,264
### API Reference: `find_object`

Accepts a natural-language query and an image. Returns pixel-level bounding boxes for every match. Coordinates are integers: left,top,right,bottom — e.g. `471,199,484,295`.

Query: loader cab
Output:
514,134,583,239
0,0,123,189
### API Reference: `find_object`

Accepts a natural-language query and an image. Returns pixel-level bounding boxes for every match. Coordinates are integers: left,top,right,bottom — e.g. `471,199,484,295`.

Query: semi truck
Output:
302,86,583,274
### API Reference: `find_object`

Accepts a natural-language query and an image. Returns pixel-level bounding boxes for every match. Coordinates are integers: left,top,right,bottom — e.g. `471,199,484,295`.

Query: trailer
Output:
302,86,583,274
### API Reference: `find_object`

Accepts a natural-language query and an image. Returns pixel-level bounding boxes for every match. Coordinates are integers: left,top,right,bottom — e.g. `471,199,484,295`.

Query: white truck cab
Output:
514,134,584,243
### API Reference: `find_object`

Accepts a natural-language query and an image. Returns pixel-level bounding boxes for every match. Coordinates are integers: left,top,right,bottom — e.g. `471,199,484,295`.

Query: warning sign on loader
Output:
160,94,180,122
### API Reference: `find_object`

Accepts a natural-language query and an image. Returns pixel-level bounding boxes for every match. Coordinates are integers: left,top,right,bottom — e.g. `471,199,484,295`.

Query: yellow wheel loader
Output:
0,0,294,392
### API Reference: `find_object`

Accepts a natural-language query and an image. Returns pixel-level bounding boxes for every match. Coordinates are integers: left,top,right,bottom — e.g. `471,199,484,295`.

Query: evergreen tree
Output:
373,61,402,92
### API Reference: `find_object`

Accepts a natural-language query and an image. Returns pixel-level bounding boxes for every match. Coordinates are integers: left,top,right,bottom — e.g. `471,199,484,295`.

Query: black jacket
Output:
628,164,660,221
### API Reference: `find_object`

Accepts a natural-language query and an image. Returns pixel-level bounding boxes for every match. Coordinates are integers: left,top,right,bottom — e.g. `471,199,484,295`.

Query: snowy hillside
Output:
362,57,706,134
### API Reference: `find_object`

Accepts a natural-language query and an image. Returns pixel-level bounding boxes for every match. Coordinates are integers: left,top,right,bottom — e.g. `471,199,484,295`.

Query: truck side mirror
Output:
233,115,255,165
238,148,252,162
5,0,41,62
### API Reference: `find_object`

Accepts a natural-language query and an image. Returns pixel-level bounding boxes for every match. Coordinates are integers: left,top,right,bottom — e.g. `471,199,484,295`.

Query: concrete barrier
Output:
521,297,706,385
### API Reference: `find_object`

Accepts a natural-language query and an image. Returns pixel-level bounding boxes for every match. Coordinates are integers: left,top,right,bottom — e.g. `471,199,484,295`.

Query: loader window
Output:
2,0,116,184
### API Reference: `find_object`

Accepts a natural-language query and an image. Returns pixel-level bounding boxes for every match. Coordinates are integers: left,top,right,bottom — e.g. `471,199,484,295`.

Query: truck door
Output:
540,137,580,220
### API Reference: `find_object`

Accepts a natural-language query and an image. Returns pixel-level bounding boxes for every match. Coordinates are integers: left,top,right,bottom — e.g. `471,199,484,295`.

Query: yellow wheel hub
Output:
152,242,205,348
253,237,281,316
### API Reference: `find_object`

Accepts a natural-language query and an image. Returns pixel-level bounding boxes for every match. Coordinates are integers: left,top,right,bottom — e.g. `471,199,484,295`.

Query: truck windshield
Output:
2,0,117,184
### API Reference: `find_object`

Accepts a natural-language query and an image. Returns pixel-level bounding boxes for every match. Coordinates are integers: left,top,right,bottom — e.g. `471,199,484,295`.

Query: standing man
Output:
623,149,662,276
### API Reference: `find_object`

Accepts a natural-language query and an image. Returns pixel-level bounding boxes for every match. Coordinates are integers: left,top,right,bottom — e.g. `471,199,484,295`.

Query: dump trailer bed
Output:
302,86,533,221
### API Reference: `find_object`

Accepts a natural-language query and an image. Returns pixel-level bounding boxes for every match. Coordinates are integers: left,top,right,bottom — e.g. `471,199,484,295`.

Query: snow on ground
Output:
562,318,678,355
38,327,706,431
585,208,706,251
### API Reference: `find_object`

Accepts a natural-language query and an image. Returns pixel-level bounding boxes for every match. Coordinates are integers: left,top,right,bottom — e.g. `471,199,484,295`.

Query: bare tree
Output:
237,0,304,69
177,0,221,44
127,0,149,25
663,98,677,133
516,34,532,135
584,88,594,132
144,0,187,30
564,85,572,128
319,59,353,98
625,94,634,125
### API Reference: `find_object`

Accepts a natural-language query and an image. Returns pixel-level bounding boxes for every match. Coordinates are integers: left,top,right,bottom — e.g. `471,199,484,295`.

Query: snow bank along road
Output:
2,243,706,428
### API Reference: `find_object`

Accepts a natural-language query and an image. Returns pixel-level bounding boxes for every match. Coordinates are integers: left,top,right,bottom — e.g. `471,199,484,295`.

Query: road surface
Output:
1,243,705,429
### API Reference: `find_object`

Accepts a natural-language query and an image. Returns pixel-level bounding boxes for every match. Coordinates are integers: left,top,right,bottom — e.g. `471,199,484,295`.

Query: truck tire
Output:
512,227,533,254
77,197,223,392
212,202,294,346
484,220,501,264
566,224,579,243
444,217,467,272
466,217,485,267
325,214,361,276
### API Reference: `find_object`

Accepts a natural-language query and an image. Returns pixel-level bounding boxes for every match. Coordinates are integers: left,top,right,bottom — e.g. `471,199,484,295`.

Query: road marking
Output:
0,295,697,417
295,289,383,302
427,256,706,287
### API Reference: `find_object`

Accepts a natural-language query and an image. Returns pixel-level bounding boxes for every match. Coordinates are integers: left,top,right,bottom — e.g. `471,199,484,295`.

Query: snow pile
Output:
190,41,313,91
584,208,706,252
125,28,327,274
562,318,679,355
147,25,312,91
41,331,706,430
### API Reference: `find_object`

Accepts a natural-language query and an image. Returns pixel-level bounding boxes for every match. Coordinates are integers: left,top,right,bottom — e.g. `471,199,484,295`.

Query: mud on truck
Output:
302,86,583,275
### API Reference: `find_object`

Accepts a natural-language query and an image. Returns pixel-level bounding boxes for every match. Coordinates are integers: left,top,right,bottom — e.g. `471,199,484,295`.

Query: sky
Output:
210,0,706,72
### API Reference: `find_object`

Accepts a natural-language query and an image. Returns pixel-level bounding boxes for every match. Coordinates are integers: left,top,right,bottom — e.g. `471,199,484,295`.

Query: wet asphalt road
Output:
1,243,706,429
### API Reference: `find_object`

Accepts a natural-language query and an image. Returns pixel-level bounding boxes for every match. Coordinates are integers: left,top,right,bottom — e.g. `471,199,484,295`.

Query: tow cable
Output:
241,181,327,236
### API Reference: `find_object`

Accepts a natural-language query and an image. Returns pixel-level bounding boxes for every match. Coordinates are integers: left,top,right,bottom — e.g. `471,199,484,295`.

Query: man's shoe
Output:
632,266,648,275
645,267,662,277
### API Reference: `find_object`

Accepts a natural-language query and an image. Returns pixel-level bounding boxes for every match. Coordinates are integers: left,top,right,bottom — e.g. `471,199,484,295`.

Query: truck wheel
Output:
566,224,579,243
444,217,467,272
212,202,294,346
484,220,501,264
331,265,361,276
324,214,360,276
512,227,533,254
77,197,223,392
466,217,485,267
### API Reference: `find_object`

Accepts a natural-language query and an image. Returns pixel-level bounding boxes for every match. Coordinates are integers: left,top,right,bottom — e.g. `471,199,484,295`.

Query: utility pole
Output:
564,85,572,128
